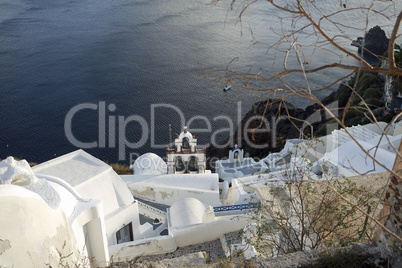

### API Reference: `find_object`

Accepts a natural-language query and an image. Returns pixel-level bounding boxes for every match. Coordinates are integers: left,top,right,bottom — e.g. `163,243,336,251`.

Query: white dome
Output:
132,153,167,175
0,185,79,268
170,198,206,227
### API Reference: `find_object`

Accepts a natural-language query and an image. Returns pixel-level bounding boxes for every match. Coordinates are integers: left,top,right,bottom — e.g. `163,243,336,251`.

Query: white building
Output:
213,122,402,258
123,127,222,206
215,144,265,183
0,151,116,267
216,122,401,184
31,150,142,250
123,172,221,206
5,121,396,266
166,126,207,174
215,140,303,182
309,122,400,178
0,148,252,266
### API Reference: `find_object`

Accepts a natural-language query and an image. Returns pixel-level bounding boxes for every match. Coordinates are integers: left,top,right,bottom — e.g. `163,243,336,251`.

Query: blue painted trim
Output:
213,203,261,212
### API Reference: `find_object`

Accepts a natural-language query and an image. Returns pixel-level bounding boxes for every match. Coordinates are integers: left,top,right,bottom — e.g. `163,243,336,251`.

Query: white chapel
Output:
166,126,206,174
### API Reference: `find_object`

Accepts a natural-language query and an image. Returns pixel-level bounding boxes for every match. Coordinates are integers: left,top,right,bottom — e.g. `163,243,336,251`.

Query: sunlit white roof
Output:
32,149,134,216
123,173,218,189
332,124,379,146
322,139,396,176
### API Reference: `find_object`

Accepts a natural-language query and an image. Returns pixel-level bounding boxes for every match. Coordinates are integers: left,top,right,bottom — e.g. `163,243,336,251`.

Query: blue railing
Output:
213,203,260,212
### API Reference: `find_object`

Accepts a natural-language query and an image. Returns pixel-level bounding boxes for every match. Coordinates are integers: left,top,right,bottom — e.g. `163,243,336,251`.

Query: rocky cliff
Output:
206,94,335,168
356,25,389,56
206,70,390,170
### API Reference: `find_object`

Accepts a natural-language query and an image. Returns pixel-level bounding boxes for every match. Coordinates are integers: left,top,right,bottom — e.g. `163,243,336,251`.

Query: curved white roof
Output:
177,131,193,142
170,198,206,227
0,157,84,218
133,153,167,175
0,183,42,200
0,185,78,268
32,149,135,216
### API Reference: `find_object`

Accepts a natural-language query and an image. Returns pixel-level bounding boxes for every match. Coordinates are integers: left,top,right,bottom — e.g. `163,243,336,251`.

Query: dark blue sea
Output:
0,0,399,164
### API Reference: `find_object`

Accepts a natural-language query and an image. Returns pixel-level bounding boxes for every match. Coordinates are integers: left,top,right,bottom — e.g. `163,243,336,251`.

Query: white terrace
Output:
216,121,402,183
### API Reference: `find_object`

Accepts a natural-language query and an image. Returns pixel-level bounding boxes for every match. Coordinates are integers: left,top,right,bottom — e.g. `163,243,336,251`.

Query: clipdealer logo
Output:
63,101,334,161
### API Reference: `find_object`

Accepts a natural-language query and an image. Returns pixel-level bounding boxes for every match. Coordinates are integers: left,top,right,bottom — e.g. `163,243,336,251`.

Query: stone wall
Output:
136,238,225,263
130,243,383,268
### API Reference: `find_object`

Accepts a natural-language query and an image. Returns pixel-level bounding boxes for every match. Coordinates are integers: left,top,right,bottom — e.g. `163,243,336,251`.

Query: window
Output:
116,222,133,244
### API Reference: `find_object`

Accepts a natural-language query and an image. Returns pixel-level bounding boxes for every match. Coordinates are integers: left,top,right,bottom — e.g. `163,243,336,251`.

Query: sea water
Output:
0,0,399,163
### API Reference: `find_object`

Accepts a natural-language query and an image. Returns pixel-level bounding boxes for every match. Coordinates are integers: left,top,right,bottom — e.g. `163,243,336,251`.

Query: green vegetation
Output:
335,71,385,123
316,70,388,137
241,140,386,258
325,44,402,132
109,162,132,175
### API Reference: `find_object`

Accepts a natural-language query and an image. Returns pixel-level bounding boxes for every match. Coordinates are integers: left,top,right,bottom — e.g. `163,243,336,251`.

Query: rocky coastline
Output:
207,25,396,170
206,93,337,168
207,76,390,170
352,25,389,57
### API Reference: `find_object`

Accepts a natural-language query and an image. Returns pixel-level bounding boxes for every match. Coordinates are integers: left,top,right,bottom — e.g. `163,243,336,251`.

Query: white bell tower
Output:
166,126,206,174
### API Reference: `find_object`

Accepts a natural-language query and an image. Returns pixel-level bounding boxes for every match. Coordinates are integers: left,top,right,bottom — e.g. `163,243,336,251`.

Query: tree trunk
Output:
375,140,402,266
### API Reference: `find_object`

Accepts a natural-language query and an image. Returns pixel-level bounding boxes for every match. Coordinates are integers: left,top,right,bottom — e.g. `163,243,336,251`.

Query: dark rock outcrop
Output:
358,25,389,56
206,94,336,169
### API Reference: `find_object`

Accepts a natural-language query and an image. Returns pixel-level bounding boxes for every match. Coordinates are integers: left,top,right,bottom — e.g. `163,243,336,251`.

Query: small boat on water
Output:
223,84,232,91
